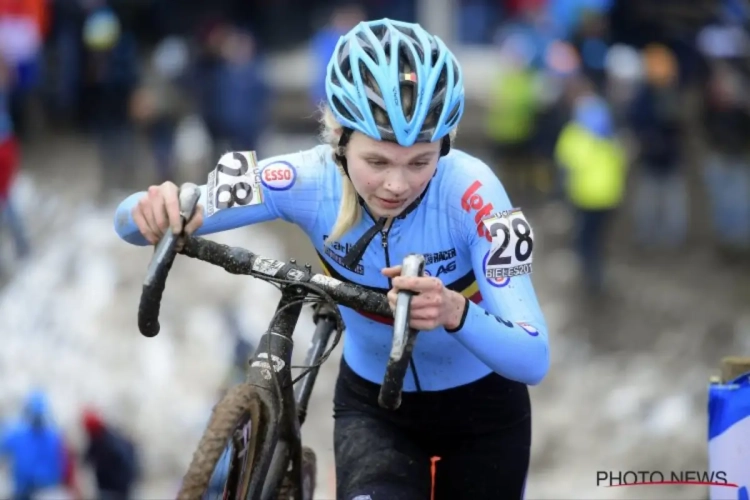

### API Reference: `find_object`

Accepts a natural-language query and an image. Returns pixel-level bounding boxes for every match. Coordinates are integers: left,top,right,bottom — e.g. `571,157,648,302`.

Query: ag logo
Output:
482,250,510,288
484,310,513,327
424,260,456,278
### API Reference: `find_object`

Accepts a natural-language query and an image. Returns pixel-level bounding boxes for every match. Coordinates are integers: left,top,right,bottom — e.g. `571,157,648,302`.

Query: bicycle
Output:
136,183,426,500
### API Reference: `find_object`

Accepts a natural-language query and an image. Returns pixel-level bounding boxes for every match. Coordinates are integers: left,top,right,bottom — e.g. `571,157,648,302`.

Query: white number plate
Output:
481,208,534,277
206,151,263,217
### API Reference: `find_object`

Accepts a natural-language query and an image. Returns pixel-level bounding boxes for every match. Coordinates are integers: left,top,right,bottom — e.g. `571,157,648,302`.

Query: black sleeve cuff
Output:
445,297,470,334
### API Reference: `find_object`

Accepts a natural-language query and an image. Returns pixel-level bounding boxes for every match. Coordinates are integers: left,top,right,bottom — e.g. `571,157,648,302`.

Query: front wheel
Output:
177,383,268,500
275,446,317,500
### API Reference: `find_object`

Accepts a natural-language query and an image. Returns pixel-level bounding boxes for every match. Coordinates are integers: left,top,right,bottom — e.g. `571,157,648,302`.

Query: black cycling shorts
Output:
333,358,531,500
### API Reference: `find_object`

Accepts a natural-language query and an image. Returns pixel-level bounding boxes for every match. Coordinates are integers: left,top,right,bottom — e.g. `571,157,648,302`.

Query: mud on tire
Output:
177,383,264,500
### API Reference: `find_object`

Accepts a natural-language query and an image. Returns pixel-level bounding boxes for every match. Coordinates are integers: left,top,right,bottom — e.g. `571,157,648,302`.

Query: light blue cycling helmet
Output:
326,18,465,148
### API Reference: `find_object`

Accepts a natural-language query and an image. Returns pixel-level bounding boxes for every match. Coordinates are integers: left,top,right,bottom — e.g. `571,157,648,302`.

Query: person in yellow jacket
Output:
486,33,539,197
555,94,627,293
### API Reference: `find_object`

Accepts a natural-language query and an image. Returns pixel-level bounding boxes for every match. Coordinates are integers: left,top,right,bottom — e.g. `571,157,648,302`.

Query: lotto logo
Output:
461,181,493,242
261,161,297,191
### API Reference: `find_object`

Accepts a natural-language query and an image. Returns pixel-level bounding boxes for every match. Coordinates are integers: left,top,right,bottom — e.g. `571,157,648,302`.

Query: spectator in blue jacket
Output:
0,390,65,500
212,27,271,154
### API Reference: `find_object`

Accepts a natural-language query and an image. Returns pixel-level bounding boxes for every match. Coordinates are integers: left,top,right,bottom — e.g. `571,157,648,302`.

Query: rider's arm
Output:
445,158,549,386
114,147,327,245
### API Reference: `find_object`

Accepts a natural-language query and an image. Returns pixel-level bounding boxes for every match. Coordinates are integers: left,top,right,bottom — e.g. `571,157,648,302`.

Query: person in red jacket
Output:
81,408,140,500
0,130,17,201
0,56,29,261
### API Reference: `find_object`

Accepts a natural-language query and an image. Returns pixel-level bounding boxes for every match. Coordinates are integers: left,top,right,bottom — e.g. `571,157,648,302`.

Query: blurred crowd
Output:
0,0,747,282
480,0,750,292
0,0,744,279
0,389,139,500
0,0,748,495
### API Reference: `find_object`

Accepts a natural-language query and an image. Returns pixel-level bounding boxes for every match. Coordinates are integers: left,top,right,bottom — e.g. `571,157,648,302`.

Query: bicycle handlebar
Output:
138,235,394,337
139,185,201,336
137,183,421,410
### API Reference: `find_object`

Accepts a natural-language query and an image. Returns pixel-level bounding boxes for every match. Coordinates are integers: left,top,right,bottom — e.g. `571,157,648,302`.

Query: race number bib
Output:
206,151,264,217
481,208,534,278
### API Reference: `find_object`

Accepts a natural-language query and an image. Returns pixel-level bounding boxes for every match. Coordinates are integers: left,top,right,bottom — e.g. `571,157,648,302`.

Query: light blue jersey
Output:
114,145,549,391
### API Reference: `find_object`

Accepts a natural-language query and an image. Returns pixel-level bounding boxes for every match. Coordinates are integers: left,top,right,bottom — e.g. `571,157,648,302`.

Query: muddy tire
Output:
177,383,265,500
275,446,317,500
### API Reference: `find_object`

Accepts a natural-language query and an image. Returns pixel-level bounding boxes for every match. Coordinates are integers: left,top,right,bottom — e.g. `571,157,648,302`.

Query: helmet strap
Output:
334,128,354,177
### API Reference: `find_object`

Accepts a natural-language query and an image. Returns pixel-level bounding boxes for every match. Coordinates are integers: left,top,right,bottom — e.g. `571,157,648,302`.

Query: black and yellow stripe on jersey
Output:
317,252,482,326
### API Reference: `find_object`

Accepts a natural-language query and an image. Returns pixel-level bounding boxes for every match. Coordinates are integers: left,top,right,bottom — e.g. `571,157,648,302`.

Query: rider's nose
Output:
382,169,409,196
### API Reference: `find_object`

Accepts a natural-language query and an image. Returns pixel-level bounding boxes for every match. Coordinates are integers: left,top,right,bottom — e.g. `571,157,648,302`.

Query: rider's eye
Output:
368,159,388,167
410,161,429,169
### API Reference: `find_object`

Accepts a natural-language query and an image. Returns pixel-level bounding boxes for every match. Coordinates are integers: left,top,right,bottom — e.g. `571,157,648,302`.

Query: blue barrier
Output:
709,370,750,499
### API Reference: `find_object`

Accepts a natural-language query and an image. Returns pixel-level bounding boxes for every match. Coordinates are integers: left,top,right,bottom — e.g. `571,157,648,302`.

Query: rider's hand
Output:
382,266,467,331
131,181,204,244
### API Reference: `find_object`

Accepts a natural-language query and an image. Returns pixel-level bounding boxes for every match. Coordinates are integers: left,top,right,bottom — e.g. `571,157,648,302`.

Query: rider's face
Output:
345,132,440,218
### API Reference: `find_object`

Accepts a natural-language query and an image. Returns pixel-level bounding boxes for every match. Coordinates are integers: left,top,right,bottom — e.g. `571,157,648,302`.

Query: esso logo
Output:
482,250,509,288
261,161,297,191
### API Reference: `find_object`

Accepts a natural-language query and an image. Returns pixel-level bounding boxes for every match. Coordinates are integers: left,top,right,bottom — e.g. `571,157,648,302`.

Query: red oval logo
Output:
260,161,296,191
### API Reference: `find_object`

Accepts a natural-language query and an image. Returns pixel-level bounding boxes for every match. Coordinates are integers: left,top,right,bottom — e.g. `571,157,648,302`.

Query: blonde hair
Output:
320,106,458,244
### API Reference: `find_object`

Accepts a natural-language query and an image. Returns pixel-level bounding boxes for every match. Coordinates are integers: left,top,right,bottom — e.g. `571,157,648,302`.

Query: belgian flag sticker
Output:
402,72,417,83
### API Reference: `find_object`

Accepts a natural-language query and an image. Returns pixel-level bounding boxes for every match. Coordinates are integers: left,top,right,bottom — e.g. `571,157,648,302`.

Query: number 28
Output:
487,218,533,266
215,152,254,209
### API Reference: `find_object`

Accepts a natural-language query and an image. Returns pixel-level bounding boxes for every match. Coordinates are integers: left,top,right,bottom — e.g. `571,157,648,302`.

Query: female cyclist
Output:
115,18,549,499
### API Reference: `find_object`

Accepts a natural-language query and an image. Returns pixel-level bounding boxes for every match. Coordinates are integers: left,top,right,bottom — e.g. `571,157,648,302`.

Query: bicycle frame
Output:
217,284,337,500
137,182,425,499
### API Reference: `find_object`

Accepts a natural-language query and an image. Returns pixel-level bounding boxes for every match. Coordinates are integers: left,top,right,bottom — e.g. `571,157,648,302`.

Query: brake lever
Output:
392,254,425,354
379,253,426,410
144,183,201,286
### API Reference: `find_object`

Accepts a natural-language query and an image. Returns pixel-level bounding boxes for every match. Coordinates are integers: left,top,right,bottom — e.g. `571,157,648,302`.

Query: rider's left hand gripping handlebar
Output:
378,253,425,410
138,183,201,337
